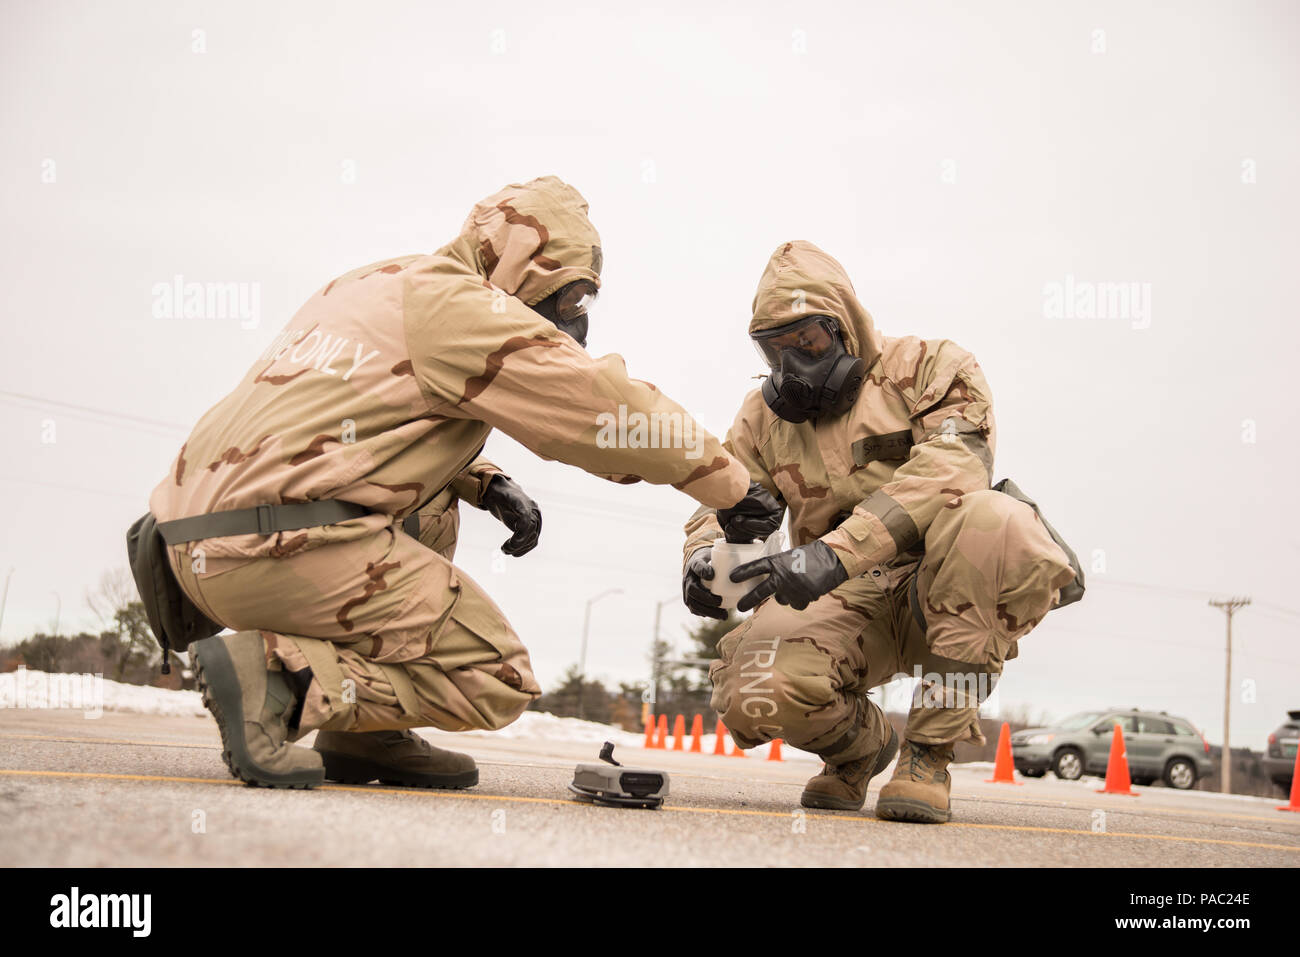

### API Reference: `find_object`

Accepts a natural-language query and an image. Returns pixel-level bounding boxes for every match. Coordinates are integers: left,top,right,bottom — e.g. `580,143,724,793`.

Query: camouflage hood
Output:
439,175,603,306
749,240,884,367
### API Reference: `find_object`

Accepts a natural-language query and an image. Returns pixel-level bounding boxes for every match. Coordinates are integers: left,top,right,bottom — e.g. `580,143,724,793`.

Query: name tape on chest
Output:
851,429,914,466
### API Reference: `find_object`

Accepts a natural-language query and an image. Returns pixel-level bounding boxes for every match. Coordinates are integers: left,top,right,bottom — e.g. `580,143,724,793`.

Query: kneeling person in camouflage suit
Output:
682,241,1081,822
151,177,749,789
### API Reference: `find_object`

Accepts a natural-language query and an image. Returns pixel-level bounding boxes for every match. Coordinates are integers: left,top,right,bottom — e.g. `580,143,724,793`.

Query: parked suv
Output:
1262,711,1299,791
1011,708,1212,789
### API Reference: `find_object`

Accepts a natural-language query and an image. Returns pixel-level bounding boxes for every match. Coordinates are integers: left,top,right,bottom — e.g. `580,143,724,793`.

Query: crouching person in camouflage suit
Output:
150,176,749,789
682,241,1082,822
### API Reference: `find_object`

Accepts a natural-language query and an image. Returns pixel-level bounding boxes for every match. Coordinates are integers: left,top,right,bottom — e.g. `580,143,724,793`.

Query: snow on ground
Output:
454,710,645,748
0,669,818,759
0,668,206,718
1024,767,1288,804
454,711,820,761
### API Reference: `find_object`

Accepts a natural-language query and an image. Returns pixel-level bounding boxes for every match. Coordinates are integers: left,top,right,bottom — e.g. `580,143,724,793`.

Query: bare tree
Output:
86,568,137,629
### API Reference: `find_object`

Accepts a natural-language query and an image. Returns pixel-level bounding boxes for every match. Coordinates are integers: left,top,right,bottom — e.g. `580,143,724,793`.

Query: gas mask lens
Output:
751,315,841,369
555,281,596,323
535,279,598,348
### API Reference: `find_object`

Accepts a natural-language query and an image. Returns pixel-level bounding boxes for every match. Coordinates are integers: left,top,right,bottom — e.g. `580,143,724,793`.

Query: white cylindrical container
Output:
706,531,785,610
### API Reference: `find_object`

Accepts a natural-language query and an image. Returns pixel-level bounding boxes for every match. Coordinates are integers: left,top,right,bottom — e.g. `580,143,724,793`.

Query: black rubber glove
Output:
480,474,542,557
730,540,848,613
716,481,786,544
683,547,726,620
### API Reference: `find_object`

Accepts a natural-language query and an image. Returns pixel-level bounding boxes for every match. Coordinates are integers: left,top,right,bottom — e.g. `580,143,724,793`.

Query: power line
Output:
1041,620,1298,667
0,475,143,503
0,390,189,434
1253,601,1300,622
1089,576,1300,619
1090,577,1224,602
6,388,1293,617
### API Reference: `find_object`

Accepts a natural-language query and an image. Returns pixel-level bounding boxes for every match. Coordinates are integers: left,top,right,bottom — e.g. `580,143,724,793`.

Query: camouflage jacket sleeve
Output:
448,456,505,508
682,392,780,564
407,267,749,509
822,343,996,578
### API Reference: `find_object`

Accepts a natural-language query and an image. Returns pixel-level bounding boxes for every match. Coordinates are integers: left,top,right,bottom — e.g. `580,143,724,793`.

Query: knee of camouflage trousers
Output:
270,628,535,736
170,522,541,737
916,488,1074,671
708,604,889,764
902,488,1073,745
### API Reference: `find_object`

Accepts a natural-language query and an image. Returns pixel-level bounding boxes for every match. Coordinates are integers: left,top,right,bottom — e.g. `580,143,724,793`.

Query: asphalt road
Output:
2,709,1298,867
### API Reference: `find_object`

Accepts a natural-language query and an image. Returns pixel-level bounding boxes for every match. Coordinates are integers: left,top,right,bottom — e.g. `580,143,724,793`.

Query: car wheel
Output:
1164,757,1196,790
1021,768,1046,778
1053,748,1084,781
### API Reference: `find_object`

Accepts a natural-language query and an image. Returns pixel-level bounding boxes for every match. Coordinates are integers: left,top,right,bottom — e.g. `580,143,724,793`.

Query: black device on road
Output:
568,742,669,809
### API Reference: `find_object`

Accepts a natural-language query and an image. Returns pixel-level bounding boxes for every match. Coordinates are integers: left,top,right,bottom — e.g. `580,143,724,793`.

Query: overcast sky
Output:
2,0,1296,746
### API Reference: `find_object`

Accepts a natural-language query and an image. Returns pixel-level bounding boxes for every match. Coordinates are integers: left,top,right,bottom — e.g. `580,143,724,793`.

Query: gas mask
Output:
531,279,597,348
752,315,865,423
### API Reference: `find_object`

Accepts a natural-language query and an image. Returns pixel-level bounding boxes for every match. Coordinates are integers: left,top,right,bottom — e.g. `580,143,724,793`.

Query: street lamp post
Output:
0,568,14,640
650,595,676,718
577,588,621,720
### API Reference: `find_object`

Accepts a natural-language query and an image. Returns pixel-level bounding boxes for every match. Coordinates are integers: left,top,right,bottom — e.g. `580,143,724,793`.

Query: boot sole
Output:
874,796,952,823
801,726,900,811
316,750,479,789
191,636,324,790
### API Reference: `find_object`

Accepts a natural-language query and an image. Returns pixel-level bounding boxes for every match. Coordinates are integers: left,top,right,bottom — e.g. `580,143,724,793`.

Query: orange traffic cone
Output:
643,716,654,749
768,738,784,761
653,713,668,749
731,730,746,757
1276,748,1300,812
689,714,703,753
984,721,1021,784
672,714,686,751
1096,722,1139,796
713,719,728,755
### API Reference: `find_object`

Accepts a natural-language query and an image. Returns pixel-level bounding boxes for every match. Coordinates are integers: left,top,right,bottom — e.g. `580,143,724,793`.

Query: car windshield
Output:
1055,711,1103,731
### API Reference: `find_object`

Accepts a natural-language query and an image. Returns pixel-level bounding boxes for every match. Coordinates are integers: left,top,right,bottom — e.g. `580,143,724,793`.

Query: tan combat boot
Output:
801,700,900,812
190,631,324,788
875,739,955,823
314,729,478,789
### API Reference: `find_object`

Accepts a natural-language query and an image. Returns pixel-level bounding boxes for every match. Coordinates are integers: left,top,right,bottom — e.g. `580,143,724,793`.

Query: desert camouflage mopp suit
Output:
685,241,1078,763
151,176,748,736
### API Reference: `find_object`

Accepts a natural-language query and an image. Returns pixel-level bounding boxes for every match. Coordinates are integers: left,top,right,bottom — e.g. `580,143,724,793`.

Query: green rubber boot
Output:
314,730,479,789
190,631,324,789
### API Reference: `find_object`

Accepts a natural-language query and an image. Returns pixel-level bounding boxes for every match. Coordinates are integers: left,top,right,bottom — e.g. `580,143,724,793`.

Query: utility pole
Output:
1208,596,1250,794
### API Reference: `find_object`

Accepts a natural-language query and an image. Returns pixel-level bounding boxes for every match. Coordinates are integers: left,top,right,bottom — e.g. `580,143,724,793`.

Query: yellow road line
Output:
1,769,241,786
7,732,1294,829
3,768,1298,853
0,732,214,750
959,791,1295,827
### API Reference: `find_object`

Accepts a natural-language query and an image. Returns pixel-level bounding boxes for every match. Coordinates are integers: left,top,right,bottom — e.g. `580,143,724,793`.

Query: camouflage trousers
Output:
710,489,1075,762
168,487,540,734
